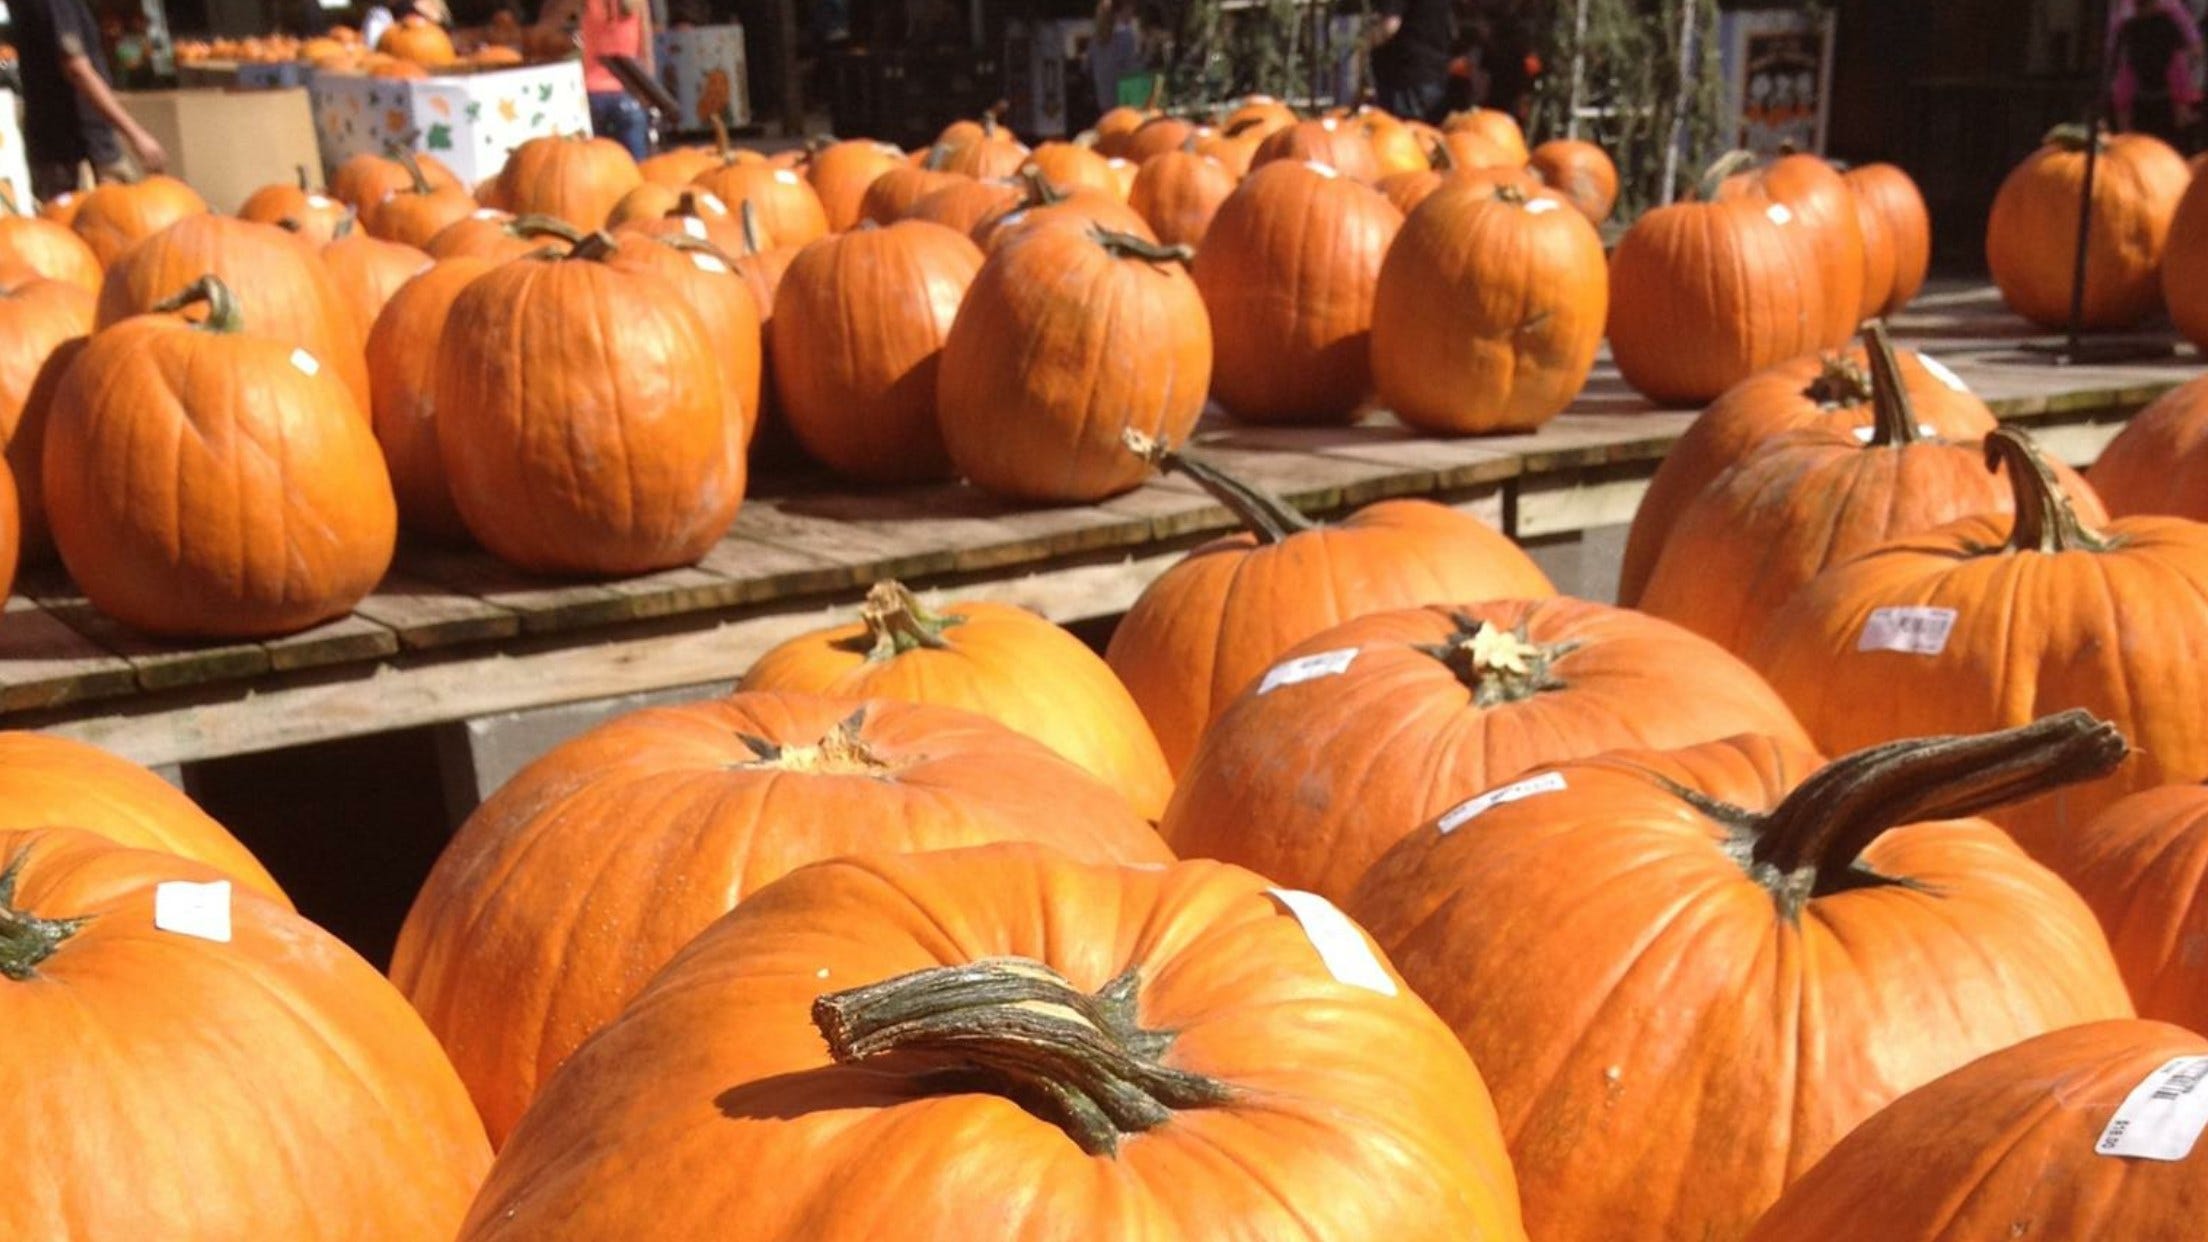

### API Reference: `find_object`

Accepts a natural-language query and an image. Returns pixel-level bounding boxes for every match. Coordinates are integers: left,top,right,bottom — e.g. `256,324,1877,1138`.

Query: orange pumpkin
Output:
769,219,980,484
1351,713,2135,1242
2085,373,2208,518
495,132,643,232
1441,107,1531,164
1091,104,1155,156
938,227,1209,502
1379,150,1541,217
802,138,906,231
591,230,763,445
392,693,1175,1145
331,147,461,215
611,188,748,254
1127,147,1236,247
367,258,494,542
0,456,14,603
1528,138,1618,223
363,152,478,248
237,166,354,248
602,179,684,231
694,161,830,247
2047,785,2208,1031
1716,151,1868,349
1371,180,1607,435
434,234,746,575
44,276,397,638
1161,597,1812,901
942,117,1032,179
1192,160,1403,423
1747,1020,2204,1242
36,189,85,227
1845,161,1931,317
1987,126,2188,330
636,119,734,187
1025,140,1119,196
902,176,1023,236
68,175,208,267
424,210,572,262
1107,439,1555,773
321,229,432,350
1120,116,1197,165
377,13,456,64
857,145,964,225
0,193,105,291
1219,94,1298,141
968,171,1154,253
1355,107,1430,177
1252,117,1382,182
0,277,92,561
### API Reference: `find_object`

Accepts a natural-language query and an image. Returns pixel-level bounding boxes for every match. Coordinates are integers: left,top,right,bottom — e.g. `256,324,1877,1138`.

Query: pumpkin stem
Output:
273,216,304,235
857,580,962,660
922,143,955,172
812,957,1234,1157
0,847,86,982
1092,227,1193,266
712,115,731,157
1862,322,1924,447
1428,137,1456,170
510,214,585,244
151,275,245,334
1697,148,1759,200
1017,166,1071,208
1985,428,2115,554
1803,352,1875,410
738,199,768,255
565,230,620,262
730,706,905,777
1746,711,2126,916
1421,617,1576,707
1495,182,1531,207
396,147,432,196
1122,429,1316,543
1222,115,1266,139
294,164,311,192
2043,122,2098,153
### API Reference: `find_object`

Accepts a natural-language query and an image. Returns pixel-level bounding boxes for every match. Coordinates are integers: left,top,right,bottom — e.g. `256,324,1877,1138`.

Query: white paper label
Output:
1268,889,1396,996
681,216,708,240
1303,160,1340,179
1257,647,1359,695
774,169,802,185
1852,423,1938,443
290,348,321,377
696,191,728,214
2097,1057,2208,1160
154,880,232,943
1525,197,1563,215
1856,606,1958,656
1437,772,1569,834
1917,352,1970,393
1766,203,1795,226
471,207,503,219
691,251,729,273
306,194,337,210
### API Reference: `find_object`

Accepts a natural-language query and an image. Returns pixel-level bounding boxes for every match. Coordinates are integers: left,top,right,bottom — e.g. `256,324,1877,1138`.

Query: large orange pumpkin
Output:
2085,373,2208,518
0,193,104,292
1120,116,1198,165
692,162,829,247
0,277,93,558
1528,138,1618,223
1716,151,1868,349
803,138,906,232
1252,117,1382,183
1747,1019,2206,1241
1749,429,2207,856
434,235,746,575
458,843,1526,1239
590,230,763,446
44,276,396,638
0,826,490,1236
392,693,1175,1145
1441,107,1531,164
321,229,432,350
611,188,748,254
1161,596,1811,901
2163,165,2208,351
1371,180,1607,435
331,147,461,215
1106,439,1555,774
1025,139,1119,196
363,152,478,248
938,226,1209,502
902,175,1023,235
0,731,284,902
2051,785,2208,1031
728,202,802,459
1127,146,1236,246
68,175,208,267
769,219,980,484
1351,712,2135,1242
1845,162,1931,317
1987,127,2188,330
1618,342,1996,606
367,257,494,542
740,581,1175,819
1607,191,1826,406
495,132,643,232
96,214,372,411
0,461,14,604
1192,160,1404,423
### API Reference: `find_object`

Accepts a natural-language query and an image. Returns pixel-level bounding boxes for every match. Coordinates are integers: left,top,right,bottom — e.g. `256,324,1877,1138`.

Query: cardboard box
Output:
118,88,322,214
310,61,591,188
655,25,750,134
0,91,31,208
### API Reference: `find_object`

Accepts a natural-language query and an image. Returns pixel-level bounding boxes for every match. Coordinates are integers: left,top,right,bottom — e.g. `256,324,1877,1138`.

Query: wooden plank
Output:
18,573,271,693
352,571,523,650
771,485,1143,574
731,501,965,582
0,596,139,712
399,546,641,637
263,613,399,673
1094,476,1236,542
693,537,856,602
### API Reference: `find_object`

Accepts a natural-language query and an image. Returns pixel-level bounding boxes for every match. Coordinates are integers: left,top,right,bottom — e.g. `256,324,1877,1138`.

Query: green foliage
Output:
1160,0,1319,112
1530,0,1727,221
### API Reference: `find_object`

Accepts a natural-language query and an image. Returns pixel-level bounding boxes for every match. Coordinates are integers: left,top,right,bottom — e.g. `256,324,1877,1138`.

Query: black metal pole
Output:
2061,18,2125,363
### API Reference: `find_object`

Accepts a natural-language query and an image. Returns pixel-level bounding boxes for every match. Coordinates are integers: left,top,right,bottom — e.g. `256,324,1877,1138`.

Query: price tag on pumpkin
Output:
1852,423,1937,443
290,348,321,378
1766,203,1795,226
1437,772,1568,834
2097,1056,2208,1161
1267,889,1396,996
681,216,708,240
691,251,729,273
1257,647,1359,695
1916,352,1971,393
154,880,232,943
1524,198,1563,215
1856,606,1957,656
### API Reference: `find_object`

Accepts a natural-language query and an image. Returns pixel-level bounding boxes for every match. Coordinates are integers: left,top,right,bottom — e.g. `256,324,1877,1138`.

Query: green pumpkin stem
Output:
1985,428,2114,554
563,230,620,262
858,581,961,660
1018,166,1072,209
1122,429,1316,543
396,147,432,196
1092,227,1193,266
0,848,87,982
151,275,245,334
1422,617,1576,707
1862,322,1924,447
1697,148,1759,200
1803,352,1876,409
2043,122,2099,153
812,957,1234,1156
922,143,955,172
1748,711,2126,917
509,214,585,243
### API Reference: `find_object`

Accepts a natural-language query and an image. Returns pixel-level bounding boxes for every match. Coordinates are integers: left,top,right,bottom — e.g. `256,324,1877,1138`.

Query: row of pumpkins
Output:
10,302,2208,1235
175,17,535,76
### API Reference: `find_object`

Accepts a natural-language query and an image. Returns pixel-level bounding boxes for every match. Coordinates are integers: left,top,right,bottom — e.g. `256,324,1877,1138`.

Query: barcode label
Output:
1857,606,1957,656
154,880,233,943
290,348,321,377
774,169,802,185
1917,352,1970,393
1258,647,1359,695
1766,204,1795,226
1438,772,1569,834
1304,161,1341,179
307,194,337,210
1268,889,1396,996
2097,1056,2208,1160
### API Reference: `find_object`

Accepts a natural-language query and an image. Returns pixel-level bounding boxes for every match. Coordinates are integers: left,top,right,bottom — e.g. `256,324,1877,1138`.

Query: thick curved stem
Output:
1985,428,2115,553
1862,321,1923,447
1749,710,2126,913
1698,148,1759,200
396,147,432,196
1092,227,1193,266
858,581,962,660
295,164,312,192
151,275,245,334
510,214,585,244
813,957,1234,1156
1017,166,1071,209
712,115,730,156
0,848,85,982
922,143,954,172
1121,429,1315,543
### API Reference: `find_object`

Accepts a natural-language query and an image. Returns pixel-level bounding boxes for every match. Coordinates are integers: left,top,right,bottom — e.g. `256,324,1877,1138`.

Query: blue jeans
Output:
1379,77,1447,125
589,91,650,162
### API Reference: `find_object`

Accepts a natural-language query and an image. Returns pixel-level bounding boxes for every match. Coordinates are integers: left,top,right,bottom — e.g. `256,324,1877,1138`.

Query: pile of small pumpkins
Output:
176,16,526,76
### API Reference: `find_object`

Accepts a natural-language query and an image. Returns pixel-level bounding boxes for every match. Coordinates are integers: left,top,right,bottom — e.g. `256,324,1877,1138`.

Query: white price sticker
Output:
1437,772,1568,834
682,216,708,240
1257,647,1359,695
1766,203,1795,226
307,194,337,210
696,191,728,214
2097,1056,2208,1161
1525,198,1563,215
1852,423,1938,443
691,251,729,273
774,169,802,185
471,208,503,220
1856,606,1957,656
1303,160,1341,179
154,880,232,943
1917,352,1970,393
1268,889,1396,996
290,348,321,377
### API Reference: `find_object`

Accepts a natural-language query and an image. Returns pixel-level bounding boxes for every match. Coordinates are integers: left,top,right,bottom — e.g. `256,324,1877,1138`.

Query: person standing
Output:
539,0,656,161
11,0,167,200
1365,0,1456,123
2109,0,2204,149
1088,0,1144,116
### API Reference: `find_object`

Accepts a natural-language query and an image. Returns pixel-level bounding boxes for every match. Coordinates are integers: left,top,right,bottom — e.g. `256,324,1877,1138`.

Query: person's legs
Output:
30,162,82,203
588,91,651,161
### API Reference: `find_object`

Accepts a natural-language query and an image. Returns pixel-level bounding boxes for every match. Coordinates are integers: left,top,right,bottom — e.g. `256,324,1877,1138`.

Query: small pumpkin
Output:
1441,107,1531,164
392,693,1174,1144
1845,161,1931,317
1528,138,1618,223
322,228,433,350
857,144,963,226
1251,117,1382,183
1025,141,1119,196
1160,596,1813,901
803,138,906,231
1127,146,1236,246
363,150,478,247
637,119,735,187
237,166,354,248
1987,126,2188,330
968,168,1155,252
937,227,1209,503
2085,372,2208,518
331,146,461,215
1106,438,1555,773
902,176,1023,236
0,277,93,559
0,192,106,291
377,13,457,64
68,175,208,267
941,116,1032,179
424,210,575,262
695,162,830,247
44,276,397,638
495,132,644,232
1378,141,1541,217
591,230,764,446
1219,94,1299,142
1091,104,1156,156
367,257,495,542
